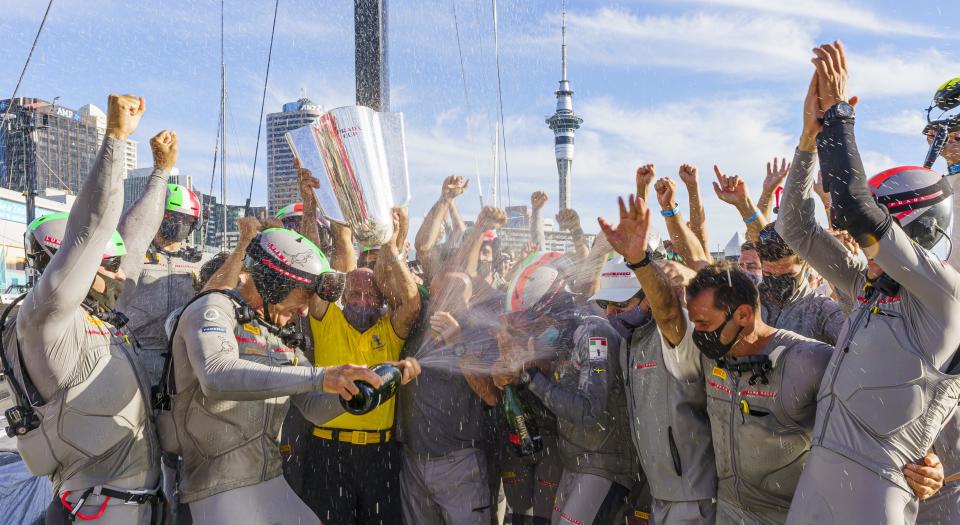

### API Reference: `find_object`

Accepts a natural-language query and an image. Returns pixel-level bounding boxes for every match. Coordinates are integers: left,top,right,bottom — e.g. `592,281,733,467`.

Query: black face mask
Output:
88,273,125,310
158,215,196,244
477,260,493,278
692,310,742,360
758,271,803,305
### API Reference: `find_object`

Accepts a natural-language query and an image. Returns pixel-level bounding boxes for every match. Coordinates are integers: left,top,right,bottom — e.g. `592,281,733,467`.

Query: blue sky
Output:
3,0,960,249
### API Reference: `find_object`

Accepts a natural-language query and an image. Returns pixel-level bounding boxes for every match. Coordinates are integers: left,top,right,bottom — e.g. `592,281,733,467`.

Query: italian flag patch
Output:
588,337,608,360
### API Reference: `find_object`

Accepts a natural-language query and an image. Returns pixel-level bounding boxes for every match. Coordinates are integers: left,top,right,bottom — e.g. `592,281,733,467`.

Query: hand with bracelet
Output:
712,165,767,240
654,177,679,218
598,193,654,269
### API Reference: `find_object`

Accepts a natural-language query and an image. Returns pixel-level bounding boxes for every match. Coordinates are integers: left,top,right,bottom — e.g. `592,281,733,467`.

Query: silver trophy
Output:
286,106,411,247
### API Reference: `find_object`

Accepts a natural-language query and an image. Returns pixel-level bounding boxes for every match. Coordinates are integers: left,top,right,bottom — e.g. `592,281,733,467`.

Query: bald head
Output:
342,268,383,308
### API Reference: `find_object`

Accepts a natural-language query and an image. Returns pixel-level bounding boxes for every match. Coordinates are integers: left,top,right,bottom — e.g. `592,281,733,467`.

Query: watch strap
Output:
626,251,653,270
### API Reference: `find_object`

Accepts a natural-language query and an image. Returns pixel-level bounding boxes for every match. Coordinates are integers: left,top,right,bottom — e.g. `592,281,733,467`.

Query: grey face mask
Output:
342,305,385,333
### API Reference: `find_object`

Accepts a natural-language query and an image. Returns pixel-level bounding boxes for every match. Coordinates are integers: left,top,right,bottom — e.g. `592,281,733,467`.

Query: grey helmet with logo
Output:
243,228,344,304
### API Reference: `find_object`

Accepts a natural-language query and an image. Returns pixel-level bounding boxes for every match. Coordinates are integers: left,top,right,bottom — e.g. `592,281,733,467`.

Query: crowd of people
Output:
2,40,960,525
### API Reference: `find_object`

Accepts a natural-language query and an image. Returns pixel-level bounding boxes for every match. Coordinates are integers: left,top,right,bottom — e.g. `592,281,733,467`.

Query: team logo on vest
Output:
372,335,384,349
201,326,226,333
712,367,727,380
588,337,607,360
635,362,657,370
243,323,261,335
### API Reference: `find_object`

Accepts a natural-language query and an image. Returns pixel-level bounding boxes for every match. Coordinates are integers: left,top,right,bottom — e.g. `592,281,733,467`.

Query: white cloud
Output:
850,48,960,98
684,0,942,37
864,109,928,136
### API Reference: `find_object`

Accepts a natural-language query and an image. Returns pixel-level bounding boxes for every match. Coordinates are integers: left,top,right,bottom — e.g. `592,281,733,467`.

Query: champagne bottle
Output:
502,384,542,456
340,363,402,415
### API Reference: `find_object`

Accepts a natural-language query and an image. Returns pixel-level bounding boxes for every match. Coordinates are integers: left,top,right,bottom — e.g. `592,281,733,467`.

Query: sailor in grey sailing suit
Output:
499,253,638,525
779,42,960,525
593,260,717,524
163,228,421,524
754,223,845,346
1,95,164,524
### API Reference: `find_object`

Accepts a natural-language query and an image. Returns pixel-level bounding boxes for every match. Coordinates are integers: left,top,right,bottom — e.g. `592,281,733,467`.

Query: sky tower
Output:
545,2,583,210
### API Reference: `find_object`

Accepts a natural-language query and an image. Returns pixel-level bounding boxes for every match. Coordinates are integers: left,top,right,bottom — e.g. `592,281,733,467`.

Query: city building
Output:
0,97,100,197
544,7,583,211
78,104,138,174
123,167,266,251
0,186,75,290
266,98,325,215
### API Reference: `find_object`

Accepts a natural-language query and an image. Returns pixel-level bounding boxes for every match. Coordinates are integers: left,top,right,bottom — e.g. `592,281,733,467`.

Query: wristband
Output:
626,251,653,270
949,163,960,176
660,205,680,217
742,210,761,224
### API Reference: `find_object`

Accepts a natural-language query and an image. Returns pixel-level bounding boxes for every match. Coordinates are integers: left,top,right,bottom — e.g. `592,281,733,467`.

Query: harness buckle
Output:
352,431,369,445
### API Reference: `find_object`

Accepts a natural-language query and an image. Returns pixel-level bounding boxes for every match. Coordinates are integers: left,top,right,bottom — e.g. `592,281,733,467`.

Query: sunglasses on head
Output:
101,256,122,272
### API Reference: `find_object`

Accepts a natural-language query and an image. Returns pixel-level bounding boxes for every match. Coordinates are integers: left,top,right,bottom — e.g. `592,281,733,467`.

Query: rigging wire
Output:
490,0,511,207
0,0,55,129
450,0,485,207
244,0,280,215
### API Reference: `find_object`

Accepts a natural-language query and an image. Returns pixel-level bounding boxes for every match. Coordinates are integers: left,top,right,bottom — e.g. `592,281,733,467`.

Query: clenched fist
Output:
150,130,178,170
106,94,145,141
654,178,678,211
442,175,469,200
531,191,549,211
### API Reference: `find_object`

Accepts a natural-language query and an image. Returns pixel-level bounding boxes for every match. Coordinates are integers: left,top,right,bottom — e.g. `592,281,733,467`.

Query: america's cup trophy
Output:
285,106,411,246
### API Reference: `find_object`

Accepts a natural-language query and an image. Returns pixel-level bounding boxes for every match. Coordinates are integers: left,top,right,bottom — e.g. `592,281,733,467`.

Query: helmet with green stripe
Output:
166,183,201,219
244,228,344,305
26,212,126,273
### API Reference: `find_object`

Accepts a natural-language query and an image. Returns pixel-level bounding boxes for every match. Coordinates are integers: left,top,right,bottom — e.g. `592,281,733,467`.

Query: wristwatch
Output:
451,343,467,357
821,101,856,125
625,251,653,270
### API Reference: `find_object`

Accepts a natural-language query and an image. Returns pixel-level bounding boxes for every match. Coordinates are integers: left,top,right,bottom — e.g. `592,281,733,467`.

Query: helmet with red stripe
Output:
503,251,576,327
158,184,201,244
244,228,344,305
869,166,953,250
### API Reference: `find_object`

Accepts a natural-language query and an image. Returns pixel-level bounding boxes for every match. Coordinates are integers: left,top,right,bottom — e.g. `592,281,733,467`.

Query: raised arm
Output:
530,191,548,250
599,194,686,346
415,176,467,278
712,165,767,243
201,216,260,291
556,208,590,263
572,234,612,299
20,95,143,341
677,163,710,255
757,157,790,220
654,175,712,270
118,130,177,284
457,206,506,280
812,42,959,311
375,208,422,339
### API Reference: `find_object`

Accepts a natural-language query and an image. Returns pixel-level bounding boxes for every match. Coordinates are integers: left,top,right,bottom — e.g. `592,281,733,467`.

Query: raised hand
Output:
813,171,829,200
598,194,651,263
476,206,507,230
812,41,859,114
106,94,145,141
763,157,791,193
636,164,656,198
556,208,582,232
442,175,469,200
677,164,698,188
712,165,749,208
150,130,178,171
430,311,462,345
296,159,320,209
654,177,678,211
531,191,549,211
238,216,261,245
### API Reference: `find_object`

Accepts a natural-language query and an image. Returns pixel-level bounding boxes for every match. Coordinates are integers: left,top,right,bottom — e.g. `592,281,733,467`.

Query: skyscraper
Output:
0,97,100,196
545,6,583,211
266,98,325,215
78,104,138,174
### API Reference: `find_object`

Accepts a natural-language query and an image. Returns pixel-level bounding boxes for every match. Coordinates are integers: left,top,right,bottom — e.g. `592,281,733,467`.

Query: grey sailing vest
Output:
3,309,160,495
814,290,960,494
554,316,635,487
119,251,201,351
622,319,717,502
704,330,831,519
761,282,844,345
170,311,297,503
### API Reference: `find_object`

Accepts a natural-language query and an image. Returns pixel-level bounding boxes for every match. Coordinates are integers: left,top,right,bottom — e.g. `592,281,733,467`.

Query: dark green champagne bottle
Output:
340,363,402,415
502,384,542,456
